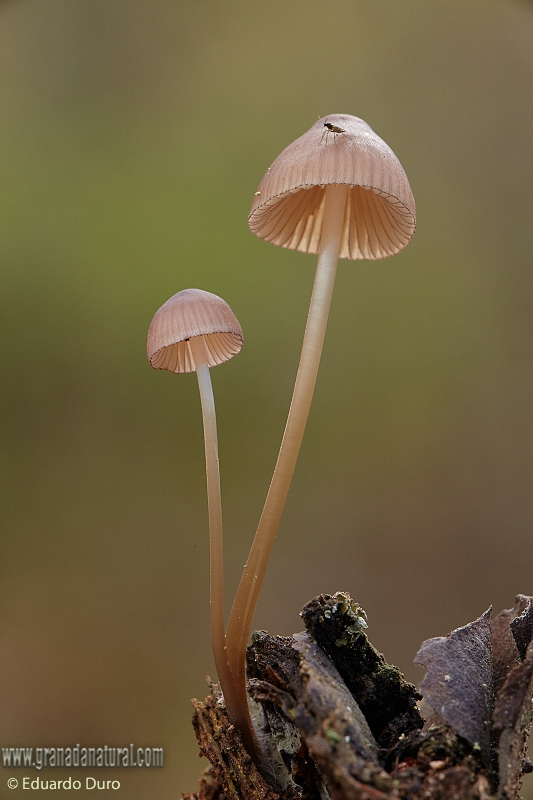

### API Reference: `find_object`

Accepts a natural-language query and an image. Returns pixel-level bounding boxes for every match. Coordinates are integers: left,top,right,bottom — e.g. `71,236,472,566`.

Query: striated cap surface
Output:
147,288,243,374
249,115,416,260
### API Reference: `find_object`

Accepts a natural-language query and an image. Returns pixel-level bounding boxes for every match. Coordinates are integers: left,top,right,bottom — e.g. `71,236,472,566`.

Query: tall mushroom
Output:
226,114,416,717
146,288,256,757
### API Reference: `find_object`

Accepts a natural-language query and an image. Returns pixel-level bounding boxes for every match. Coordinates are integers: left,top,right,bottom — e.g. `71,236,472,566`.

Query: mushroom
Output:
225,115,416,710
146,288,257,756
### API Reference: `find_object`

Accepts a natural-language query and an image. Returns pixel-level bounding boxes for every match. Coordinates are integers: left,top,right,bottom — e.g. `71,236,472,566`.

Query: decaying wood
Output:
182,683,285,800
183,593,533,800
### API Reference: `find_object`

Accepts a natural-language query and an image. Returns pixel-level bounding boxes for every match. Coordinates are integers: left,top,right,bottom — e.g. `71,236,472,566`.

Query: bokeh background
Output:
1,1,532,796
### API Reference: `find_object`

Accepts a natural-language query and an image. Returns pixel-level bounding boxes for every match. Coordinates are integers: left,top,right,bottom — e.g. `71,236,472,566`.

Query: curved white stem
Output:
226,183,348,698
188,335,259,761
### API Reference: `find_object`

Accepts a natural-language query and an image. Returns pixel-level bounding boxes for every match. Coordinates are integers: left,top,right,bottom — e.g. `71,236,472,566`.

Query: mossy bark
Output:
183,593,533,800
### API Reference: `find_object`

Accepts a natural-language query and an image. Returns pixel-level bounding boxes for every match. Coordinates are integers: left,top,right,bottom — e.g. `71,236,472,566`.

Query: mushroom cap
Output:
248,114,416,260
147,288,243,374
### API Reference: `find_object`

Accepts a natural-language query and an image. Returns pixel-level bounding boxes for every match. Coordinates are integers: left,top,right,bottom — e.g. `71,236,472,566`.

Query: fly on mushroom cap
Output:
147,288,243,373
249,114,416,259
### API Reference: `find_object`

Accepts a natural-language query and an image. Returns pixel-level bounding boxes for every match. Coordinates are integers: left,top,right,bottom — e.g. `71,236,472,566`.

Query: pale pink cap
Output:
147,289,243,374
249,115,416,260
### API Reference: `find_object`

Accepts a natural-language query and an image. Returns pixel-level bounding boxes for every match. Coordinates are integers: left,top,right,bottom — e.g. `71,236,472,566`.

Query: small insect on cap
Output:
147,288,243,374
249,114,416,260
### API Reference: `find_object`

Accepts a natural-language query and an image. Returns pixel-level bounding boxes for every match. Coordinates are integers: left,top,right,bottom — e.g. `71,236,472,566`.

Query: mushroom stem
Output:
226,183,348,696
188,335,258,760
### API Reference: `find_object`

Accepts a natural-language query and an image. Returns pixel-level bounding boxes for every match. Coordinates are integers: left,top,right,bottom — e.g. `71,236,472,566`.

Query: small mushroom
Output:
226,115,416,711
146,289,256,755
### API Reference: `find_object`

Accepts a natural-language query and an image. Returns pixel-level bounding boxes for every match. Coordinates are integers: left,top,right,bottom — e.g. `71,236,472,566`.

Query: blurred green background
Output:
1,1,532,796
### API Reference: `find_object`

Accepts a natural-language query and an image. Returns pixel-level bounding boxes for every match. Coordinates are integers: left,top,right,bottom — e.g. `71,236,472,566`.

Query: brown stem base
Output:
182,682,285,800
